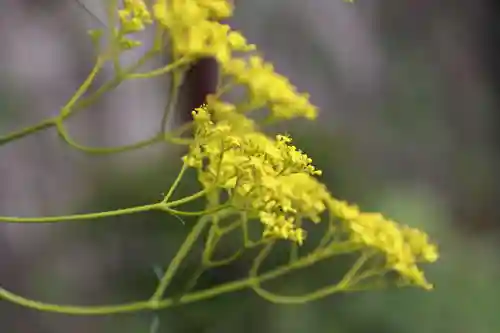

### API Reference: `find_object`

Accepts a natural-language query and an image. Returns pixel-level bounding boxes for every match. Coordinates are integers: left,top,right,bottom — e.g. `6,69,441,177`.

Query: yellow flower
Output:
223,56,318,120
184,104,329,243
157,1,206,26
170,21,254,62
197,0,234,18
119,0,152,34
119,36,143,49
155,0,233,22
260,212,306,245
153,0,249,61
332,201,439,290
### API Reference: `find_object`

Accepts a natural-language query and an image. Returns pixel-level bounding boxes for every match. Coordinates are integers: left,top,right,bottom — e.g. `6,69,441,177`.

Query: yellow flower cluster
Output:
153,0,255,62
119,0,152,34
223,57,318,120
116,0,153,49
185,103,438,289
184,102,329,244
331,200,439,289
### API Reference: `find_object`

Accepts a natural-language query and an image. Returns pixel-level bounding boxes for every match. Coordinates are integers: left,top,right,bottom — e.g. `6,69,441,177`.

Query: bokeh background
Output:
1,0,500,332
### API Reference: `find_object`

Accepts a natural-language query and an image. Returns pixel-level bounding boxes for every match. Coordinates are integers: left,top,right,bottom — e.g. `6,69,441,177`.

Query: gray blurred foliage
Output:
1,0,499,332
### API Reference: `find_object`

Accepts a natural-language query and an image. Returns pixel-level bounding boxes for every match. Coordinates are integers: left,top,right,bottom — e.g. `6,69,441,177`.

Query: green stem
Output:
59,59,104,118
249,246,370,304
178,266,206,296
0,190,209,224
289,217,302,263
162,162,188,204
163,121,195,145
160,69,184,134
127,57,191,80
56,128,164,155
203,221,243,266
150,216,211,302
160,205,227,217
0,204,159,224
50,122,193,155
0,117,57,146
0,52,156,147
61,51,155,121
0,287,153,315
164,188,208,207
335,252,371,289
160,49,186,134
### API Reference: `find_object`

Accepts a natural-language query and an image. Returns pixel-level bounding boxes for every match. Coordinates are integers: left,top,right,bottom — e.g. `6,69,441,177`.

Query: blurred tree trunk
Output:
175,58,218,126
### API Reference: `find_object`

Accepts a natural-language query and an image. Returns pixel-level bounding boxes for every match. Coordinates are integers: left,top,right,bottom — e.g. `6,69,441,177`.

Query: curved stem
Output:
0,52,156,147
54,122,194,155
203,220,242,266
56,128,164,154
250,249,371,304
202,224,220,265
0,241,363,316
0,287,154,315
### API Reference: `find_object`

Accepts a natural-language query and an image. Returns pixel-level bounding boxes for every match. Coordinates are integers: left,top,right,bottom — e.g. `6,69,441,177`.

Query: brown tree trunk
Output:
175,57,219,125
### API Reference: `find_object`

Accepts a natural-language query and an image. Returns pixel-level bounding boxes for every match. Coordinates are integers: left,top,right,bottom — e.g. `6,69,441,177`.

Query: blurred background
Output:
1,0,500,332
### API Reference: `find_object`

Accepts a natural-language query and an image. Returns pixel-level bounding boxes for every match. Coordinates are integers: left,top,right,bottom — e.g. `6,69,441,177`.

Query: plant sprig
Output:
0,0,438,319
